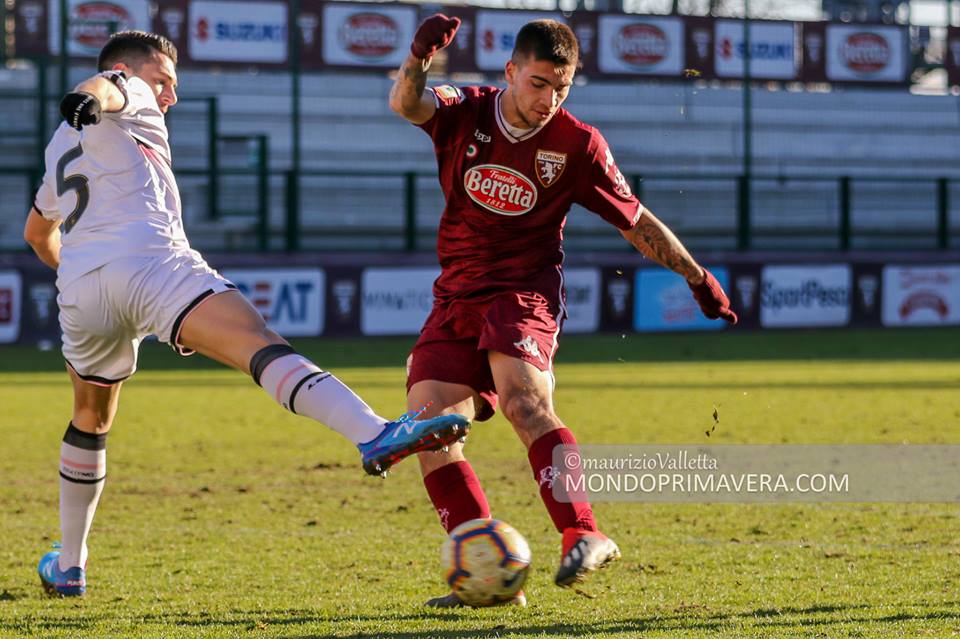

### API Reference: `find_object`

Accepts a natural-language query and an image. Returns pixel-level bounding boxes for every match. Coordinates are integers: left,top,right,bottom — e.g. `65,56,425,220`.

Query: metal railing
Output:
1,91,956,253
1,163,956,252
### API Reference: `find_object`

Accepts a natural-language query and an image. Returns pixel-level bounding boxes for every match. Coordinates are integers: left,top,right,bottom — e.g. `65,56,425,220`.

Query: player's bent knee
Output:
500,393,553,429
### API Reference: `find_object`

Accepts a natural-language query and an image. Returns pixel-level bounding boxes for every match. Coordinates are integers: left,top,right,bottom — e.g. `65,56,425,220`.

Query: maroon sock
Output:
528,428,597,534
423,461,491,533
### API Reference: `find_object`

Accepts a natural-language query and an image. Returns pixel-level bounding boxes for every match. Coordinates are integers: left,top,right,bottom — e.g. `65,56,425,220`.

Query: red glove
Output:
688,269,738,324
410,14,461,59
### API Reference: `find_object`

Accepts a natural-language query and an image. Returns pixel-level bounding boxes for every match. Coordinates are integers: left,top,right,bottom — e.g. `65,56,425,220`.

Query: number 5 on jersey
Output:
57,143,90,234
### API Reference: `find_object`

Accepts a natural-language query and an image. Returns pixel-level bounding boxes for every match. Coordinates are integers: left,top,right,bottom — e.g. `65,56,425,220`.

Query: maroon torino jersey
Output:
418,85,643,301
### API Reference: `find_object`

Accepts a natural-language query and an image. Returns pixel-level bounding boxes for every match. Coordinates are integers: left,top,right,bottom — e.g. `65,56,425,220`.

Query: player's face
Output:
117,51,178,114
503,55,575,129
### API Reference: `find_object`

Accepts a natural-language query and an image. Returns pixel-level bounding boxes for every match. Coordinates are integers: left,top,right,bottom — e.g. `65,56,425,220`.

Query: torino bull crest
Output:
535,149,567,188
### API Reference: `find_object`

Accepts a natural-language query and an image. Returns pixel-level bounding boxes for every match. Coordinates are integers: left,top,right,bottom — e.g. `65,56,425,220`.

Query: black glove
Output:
60,92,102,130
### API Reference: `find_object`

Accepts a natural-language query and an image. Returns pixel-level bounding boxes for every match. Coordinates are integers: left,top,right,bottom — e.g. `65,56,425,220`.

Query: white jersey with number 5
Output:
34,72,191,289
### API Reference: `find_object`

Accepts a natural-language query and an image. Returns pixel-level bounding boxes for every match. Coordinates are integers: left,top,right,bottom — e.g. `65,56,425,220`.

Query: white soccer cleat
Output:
554,529,621,588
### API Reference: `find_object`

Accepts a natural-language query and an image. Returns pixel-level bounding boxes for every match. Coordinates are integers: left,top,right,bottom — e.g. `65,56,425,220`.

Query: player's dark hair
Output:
98,30,178,71
511,20,579,68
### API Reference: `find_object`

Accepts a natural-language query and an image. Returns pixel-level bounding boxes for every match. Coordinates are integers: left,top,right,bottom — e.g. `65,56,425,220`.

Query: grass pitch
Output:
1,329,958,638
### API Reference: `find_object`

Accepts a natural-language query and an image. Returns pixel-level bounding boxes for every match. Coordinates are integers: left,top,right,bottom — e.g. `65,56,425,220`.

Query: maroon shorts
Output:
407,275,565,422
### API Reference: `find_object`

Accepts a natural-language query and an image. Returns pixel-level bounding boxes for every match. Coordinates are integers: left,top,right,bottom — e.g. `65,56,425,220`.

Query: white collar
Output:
495,91,543,144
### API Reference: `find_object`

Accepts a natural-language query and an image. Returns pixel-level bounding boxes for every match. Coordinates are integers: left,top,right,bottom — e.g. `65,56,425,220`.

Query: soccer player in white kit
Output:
23,30,468,597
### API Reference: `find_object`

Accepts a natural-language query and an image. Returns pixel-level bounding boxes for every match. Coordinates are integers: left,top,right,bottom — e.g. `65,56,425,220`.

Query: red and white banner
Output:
826,24,907,83
8,1,918,86
47,0,151,57
714,19,798,80
882,265,960,327
596,15,684,76
188,0,288,63
320,3,416,68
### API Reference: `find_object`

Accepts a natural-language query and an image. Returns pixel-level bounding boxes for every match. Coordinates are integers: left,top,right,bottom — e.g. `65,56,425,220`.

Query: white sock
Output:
58,424,107,570
255,349,386,445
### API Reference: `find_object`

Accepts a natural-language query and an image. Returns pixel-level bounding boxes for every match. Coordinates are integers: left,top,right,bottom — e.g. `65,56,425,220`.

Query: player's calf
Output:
43,422,104,598
250,343,389,444
57,423,107,581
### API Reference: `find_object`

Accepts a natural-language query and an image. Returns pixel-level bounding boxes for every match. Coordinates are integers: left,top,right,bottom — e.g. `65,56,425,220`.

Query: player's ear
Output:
505,59,516,85
111,62,129,74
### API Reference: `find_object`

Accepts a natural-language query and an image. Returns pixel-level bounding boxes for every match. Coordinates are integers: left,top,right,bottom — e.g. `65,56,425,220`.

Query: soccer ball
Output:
441,518,531,607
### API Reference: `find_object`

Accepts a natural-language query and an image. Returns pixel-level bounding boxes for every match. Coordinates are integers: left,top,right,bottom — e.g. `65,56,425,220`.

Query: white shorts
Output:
58,251,236,385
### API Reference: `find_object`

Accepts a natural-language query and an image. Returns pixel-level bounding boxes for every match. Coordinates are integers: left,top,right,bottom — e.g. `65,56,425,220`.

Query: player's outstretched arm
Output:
621,208,737,323
389,14,460,124
23,207,62,270
620,208,703,281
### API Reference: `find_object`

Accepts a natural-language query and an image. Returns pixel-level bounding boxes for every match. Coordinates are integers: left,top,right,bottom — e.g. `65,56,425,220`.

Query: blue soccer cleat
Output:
38,550,85,597
359,409,470,477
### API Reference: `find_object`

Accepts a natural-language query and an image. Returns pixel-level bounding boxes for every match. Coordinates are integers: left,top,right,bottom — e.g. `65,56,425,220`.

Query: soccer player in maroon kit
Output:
390,16,737,606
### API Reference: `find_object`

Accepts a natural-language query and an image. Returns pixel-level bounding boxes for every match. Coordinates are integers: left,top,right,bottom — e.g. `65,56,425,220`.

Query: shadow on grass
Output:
325,605,960,639
6,603,957,638
2,329,959,375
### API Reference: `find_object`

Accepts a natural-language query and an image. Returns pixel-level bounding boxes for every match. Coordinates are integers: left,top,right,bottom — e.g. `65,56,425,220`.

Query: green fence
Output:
3,163,954,252
1,90,957,253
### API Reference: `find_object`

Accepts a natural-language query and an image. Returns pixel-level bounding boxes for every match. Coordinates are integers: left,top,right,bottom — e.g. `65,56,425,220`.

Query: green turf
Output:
1,330,958,638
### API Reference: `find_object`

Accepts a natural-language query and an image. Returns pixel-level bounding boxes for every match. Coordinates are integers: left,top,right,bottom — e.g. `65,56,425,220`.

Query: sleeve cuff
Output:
33,200,58,220
98,70,129,112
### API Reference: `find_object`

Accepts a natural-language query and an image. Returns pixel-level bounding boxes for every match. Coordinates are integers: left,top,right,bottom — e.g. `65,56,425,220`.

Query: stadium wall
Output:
1,252,958,346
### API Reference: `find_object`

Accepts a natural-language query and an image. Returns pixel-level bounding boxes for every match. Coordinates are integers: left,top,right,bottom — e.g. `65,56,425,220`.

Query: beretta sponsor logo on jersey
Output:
535,150,567,188
841,32,890,73
339,12,399,59
464,164,537,215
615,23,669,67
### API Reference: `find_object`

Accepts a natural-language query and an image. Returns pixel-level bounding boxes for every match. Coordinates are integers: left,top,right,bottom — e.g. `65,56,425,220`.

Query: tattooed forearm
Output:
621,208,704,283
389,55,433,122
405,61,427,97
